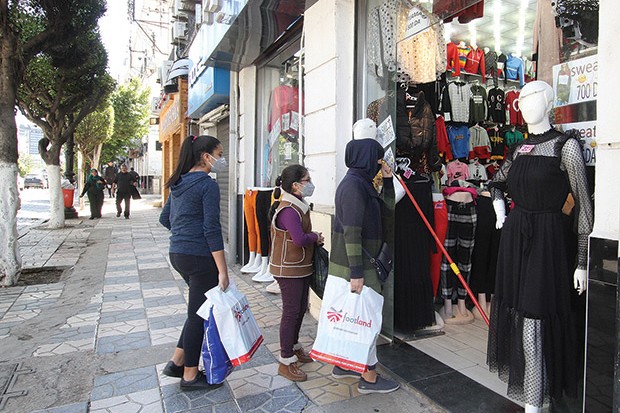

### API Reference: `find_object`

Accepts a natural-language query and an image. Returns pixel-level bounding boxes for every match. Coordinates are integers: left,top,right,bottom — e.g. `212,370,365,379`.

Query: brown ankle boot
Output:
293,347,313,364
278,362,307,382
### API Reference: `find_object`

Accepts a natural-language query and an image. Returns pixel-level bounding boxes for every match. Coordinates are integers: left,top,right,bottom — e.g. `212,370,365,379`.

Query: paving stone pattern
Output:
0,197,424,413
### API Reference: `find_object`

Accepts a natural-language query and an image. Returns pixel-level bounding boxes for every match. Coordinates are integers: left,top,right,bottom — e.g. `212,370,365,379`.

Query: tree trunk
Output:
0,11,22,285
40,139,65,228
77,150,85,211
93,142,102,172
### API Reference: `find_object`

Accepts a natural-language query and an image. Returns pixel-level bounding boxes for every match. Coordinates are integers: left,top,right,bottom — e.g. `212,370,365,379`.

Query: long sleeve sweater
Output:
159,171,224,256
329,173,394,282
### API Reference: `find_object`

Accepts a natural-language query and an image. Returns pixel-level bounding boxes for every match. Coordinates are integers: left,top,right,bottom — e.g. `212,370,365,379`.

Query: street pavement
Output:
0,194,441,413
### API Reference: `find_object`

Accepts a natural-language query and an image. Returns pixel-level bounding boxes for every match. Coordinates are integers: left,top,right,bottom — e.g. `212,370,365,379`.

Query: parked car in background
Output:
17,175,25,191
24,173,48,189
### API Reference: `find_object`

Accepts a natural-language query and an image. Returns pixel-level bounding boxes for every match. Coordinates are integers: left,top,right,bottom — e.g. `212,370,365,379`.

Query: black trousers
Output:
87,191,104,218
169,253,219,368
115,192,131,217
255,190,273,257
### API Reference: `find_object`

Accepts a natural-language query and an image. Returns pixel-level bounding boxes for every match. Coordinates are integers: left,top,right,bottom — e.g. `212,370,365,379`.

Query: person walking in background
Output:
129,167,140,187
159,135,230,391
104,162,117,198
269,165,324,382
79,168,106,219
328,138,400,394
112,164,136,219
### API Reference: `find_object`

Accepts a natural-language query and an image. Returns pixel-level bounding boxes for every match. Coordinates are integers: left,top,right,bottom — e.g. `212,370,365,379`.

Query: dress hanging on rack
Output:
394,174,435,333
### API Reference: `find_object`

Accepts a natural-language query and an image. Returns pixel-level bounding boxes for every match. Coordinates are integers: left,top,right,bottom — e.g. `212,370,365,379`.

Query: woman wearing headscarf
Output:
79,168,106,219
328,137,400,394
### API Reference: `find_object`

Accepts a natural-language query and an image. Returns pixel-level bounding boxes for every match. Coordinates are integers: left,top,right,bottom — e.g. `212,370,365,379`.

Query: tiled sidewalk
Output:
0,197,433,413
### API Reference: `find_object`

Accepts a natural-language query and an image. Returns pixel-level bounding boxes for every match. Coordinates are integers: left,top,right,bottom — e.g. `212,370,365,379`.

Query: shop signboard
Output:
187,66,231,119
160,97,181,138
553,55,598,165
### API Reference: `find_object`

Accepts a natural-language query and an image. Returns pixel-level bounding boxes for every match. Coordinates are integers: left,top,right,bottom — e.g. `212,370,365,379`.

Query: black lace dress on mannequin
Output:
486,129,593,406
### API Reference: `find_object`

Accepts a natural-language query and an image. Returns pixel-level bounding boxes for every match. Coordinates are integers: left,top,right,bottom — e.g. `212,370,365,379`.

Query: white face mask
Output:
208,153,227,173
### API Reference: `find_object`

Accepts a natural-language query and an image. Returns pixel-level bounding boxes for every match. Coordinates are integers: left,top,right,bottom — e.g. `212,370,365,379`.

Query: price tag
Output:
518,144,535,153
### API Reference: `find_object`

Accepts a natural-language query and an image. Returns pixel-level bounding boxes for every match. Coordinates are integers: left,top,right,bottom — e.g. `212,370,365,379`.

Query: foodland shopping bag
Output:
202,281,263,366
309,275,384,373
201,306,234,384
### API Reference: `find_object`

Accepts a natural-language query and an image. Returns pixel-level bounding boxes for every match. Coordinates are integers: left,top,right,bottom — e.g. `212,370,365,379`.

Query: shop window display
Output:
256,41,304,187
358,0,484,340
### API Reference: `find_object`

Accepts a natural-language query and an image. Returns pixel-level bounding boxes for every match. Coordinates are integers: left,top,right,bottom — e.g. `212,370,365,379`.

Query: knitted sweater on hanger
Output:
447,82,471,123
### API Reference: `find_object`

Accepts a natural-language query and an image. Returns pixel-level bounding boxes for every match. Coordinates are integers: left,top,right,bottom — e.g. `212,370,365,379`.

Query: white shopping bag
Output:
309,275,384,373
201,281,263,366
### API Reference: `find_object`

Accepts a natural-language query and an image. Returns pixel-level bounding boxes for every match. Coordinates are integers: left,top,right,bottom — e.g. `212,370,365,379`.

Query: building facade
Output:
156,0,619,410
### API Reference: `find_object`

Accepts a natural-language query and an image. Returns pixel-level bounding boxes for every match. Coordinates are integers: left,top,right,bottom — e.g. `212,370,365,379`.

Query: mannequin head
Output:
519,81,554,133
352,118,377,140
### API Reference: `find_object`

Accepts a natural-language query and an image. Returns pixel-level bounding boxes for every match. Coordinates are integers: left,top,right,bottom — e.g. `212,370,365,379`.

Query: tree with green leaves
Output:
75,100,115,175
17,24,115,229
101,78,150,165
0,0,113,285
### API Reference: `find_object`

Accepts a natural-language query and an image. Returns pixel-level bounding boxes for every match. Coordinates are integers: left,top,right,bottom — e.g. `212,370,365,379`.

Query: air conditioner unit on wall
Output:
195,3,202,26
173,21,187,40
180,0,196,12
203,0,222,13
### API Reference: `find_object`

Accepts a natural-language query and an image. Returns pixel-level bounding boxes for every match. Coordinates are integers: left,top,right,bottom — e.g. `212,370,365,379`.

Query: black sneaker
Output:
331,365,362,379
357,375,400,394
116,212,121,217
180,371,223,391
162,361,183,378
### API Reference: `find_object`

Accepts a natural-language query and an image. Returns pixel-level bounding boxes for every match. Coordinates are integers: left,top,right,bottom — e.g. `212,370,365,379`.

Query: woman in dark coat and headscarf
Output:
328,136,400,394
80,168,106,219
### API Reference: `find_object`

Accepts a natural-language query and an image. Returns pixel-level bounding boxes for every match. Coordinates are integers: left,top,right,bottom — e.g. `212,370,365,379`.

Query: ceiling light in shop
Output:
516,0,530,57
493,0,502,52
469,22,478,47
444,22,453,43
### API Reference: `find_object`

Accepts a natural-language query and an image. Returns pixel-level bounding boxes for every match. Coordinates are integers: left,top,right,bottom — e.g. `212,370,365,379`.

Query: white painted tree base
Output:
46,164,65,229
0,162,22,286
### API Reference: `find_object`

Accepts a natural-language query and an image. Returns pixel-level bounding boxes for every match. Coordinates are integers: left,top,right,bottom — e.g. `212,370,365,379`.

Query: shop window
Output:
256,39,304,187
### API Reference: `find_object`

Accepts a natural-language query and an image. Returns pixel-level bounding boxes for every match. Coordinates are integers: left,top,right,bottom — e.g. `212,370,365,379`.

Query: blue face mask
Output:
301,181,315,198
208,153,227,173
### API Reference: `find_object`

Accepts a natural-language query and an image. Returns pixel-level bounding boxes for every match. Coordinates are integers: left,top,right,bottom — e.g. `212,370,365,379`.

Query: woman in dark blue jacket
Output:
159,135,229,391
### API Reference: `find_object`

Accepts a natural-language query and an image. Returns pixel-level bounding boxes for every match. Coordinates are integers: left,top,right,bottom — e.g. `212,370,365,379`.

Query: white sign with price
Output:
404,6,431,38
552,55,598,107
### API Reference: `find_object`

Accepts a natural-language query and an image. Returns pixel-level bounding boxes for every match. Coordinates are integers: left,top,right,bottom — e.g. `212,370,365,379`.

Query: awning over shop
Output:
164,58,191,94
188,66,231,119
200,0,314,71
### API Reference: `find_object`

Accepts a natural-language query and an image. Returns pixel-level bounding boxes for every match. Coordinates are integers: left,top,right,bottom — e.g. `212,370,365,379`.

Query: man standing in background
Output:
112,164,136,219
104,162,118,198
